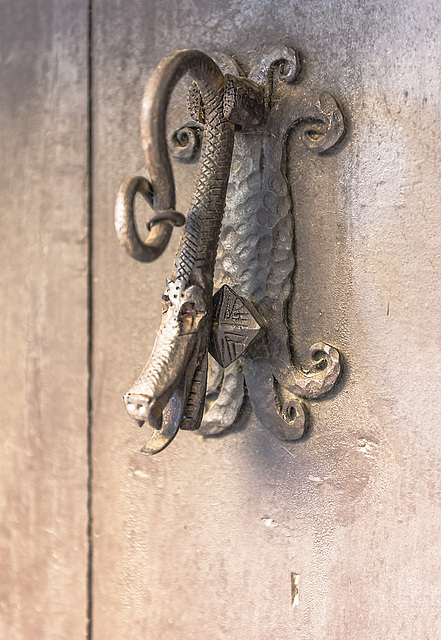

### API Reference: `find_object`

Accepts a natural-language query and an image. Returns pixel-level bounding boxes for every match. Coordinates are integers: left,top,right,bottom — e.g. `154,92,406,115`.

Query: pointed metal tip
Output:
140,423,179,456
140,445,156,456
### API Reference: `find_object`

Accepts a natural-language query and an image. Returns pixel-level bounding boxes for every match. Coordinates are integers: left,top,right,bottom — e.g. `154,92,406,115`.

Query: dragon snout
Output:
123,376,191,455
124,392,163,429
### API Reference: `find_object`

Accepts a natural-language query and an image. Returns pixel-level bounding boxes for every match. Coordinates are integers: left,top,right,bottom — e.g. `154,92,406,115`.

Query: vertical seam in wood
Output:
86,0,94,638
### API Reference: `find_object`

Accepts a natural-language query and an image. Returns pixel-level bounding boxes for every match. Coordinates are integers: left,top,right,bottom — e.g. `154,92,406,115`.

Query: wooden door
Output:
0,1,90,638
2,1,441,638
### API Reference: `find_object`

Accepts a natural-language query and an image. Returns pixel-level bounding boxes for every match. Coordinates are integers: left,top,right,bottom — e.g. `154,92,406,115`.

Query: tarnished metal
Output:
169,123,203,162
116,49,265,454
200,48,345,440
209,284,264,368
116,47,345,454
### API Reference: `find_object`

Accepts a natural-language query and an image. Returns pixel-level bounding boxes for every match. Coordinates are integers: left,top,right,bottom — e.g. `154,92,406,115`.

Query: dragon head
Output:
124,280,209,453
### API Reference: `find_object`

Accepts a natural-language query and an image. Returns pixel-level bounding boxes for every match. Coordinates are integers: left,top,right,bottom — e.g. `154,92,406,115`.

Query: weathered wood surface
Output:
0,1,89,637
91,1,441,638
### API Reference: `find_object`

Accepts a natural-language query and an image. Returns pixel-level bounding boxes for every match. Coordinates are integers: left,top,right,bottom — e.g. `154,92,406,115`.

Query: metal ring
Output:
147,210,186,231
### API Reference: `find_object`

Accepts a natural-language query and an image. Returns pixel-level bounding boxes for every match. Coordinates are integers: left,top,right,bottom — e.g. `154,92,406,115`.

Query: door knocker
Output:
115,47,345,454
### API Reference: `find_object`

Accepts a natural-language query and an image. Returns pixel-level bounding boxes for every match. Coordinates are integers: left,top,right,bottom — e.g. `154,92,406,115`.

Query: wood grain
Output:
91,1,441,638
0,1,89,637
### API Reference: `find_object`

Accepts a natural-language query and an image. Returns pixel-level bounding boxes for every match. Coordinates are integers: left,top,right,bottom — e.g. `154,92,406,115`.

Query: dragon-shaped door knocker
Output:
115,47,345,454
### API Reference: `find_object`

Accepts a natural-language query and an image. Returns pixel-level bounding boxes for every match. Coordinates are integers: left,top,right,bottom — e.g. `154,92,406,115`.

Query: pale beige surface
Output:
0,1,90,638
91,1,441,638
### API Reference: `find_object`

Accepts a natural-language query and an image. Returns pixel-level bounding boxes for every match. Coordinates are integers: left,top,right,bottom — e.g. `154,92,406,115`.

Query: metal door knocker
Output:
115,47,345,454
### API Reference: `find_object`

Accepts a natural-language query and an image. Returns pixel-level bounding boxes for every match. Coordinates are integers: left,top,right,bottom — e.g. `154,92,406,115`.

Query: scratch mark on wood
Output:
291,573,300,607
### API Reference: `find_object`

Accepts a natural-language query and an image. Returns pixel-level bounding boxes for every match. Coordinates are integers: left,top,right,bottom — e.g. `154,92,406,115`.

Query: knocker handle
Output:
115,50,225,263
115,49,267,454
115,175,185,262
115,49,265,263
